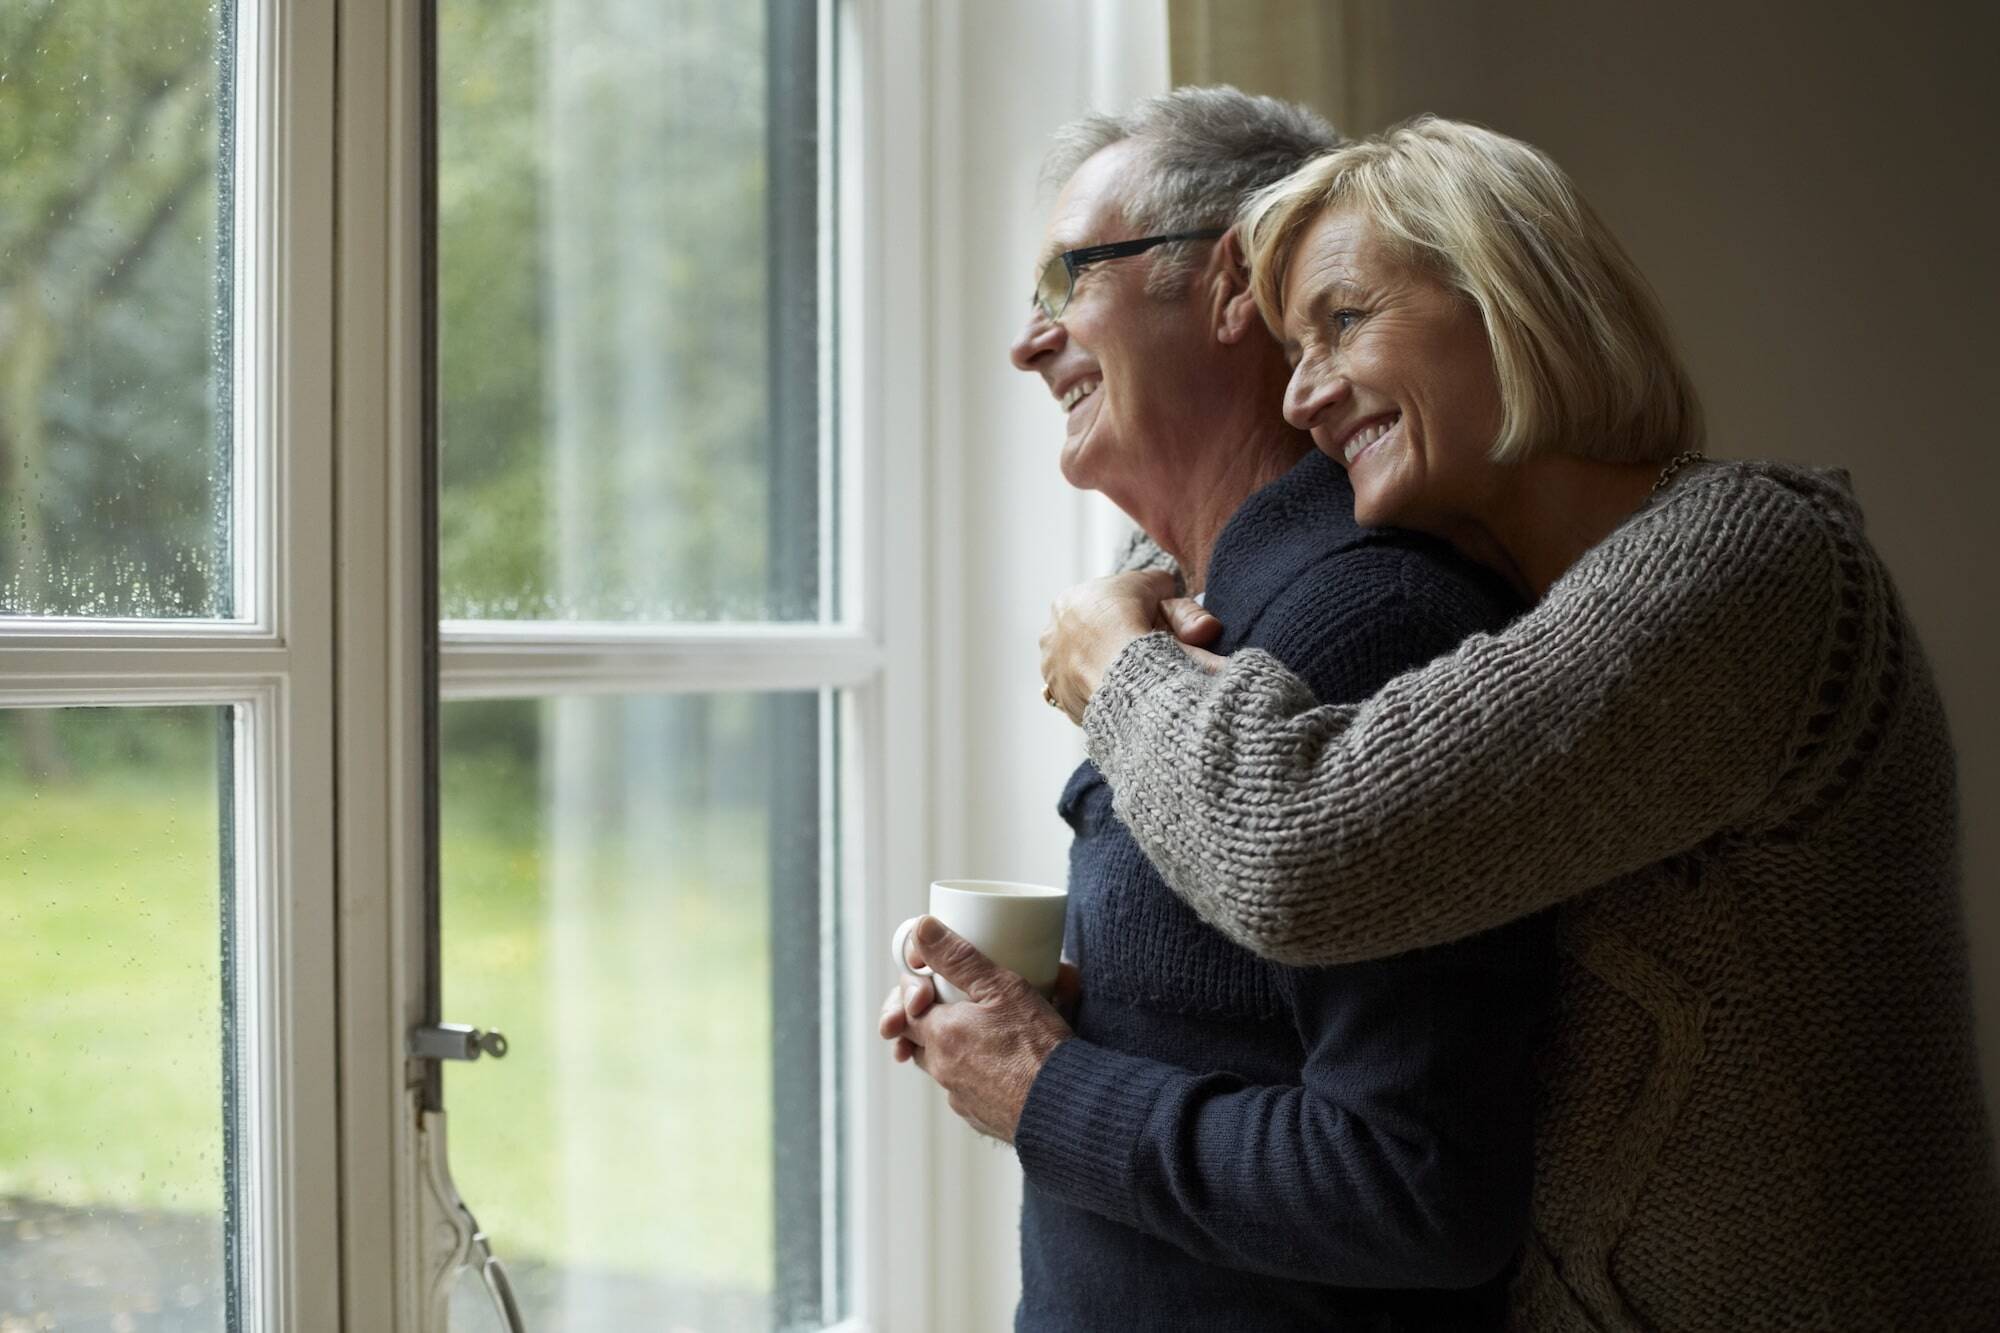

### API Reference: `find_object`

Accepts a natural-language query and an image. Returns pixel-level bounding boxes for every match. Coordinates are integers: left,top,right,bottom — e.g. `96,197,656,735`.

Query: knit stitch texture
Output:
1083,460,2000,1330
1016,451,1551,1331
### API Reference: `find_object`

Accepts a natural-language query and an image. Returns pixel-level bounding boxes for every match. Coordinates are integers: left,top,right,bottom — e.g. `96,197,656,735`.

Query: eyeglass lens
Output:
1034,253,1071,321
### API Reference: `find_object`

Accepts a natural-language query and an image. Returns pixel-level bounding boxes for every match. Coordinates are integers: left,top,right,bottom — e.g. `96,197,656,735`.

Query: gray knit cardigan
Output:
1084,461,2000,1330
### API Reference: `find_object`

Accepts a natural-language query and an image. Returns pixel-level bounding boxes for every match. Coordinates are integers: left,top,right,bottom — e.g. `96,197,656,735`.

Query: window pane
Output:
0,3,235,619
437,0,824,624
0,706,232,1328
441,693,836,1332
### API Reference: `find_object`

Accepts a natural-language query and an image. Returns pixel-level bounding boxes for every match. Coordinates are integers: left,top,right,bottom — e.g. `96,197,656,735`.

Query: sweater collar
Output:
1200,450,1366,652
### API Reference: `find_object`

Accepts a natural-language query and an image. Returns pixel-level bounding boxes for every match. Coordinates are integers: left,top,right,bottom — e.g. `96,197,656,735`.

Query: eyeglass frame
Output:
1031,228,1228,322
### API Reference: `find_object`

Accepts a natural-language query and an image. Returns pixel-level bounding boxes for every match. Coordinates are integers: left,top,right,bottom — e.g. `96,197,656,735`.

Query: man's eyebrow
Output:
1033,239,1068,274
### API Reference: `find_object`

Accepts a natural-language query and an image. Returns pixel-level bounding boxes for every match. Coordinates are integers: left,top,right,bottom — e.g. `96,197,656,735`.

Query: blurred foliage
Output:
0,704,218,784
5,0,814,628
439,0,815,622
0,0,229,618
437,0,552,616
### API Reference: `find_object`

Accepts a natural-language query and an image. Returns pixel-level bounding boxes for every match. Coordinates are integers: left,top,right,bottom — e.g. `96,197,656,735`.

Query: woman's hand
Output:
875,917,1074,1143
1039,571,1224,723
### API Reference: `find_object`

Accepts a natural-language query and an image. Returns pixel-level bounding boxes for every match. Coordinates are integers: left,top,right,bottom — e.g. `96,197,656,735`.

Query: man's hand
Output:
1039,571,1224,723
879,960,1079,1060
877,917,1073,1143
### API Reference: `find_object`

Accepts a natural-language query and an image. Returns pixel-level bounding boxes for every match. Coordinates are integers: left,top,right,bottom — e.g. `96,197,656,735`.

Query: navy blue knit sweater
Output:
1014,451,1555,1332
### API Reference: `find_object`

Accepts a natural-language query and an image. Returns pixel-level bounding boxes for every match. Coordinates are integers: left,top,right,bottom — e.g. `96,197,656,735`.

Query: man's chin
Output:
1057,442,1096,492
1059,403,1111,486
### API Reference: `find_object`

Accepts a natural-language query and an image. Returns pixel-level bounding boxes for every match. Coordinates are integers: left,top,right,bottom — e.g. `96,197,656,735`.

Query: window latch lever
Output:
409,1023,509,1062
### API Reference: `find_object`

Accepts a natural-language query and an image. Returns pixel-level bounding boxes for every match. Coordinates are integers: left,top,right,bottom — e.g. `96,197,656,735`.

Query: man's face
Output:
1008,142,1218,504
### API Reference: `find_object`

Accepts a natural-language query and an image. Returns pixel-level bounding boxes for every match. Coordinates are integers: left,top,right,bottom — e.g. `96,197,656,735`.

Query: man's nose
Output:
1283,360,1346,432
1009,306,1065,371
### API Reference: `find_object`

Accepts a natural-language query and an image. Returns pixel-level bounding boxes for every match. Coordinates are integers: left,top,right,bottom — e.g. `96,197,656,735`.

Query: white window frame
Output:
5,0,1164,1326
0,2,341,1330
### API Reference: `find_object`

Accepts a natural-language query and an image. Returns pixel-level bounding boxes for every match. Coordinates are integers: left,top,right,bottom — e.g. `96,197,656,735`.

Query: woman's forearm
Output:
1082,481,1841,964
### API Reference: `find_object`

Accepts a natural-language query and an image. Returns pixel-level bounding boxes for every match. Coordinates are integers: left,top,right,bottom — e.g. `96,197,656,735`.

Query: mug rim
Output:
930,878,1066,898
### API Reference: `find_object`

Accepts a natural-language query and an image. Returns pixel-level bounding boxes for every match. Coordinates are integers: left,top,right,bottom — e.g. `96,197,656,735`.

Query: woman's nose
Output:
1010,307,1065,371
1283,360,1345,432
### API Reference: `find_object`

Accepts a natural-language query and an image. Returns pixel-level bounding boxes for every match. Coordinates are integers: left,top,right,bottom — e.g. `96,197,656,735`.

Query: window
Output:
432,2,857,1329
0,2,236,621
0,2,340,1329
4,1,930,1328
0,706,234,1326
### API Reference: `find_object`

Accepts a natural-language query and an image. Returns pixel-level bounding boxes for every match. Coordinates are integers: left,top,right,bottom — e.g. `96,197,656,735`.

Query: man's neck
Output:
1145,424,1310,596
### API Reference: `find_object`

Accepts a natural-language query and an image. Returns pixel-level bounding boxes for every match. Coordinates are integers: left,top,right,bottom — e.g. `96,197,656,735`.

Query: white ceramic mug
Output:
892,879,1068,1003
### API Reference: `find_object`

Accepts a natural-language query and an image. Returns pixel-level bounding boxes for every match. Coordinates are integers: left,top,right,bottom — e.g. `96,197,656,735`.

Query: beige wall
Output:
1177,0,2000,1122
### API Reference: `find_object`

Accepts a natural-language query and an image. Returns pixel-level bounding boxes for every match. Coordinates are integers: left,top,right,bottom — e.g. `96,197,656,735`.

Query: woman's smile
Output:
1334,413,1401,468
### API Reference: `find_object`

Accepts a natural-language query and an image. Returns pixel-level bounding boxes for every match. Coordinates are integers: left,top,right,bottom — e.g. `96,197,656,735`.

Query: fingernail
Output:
916,916,945,947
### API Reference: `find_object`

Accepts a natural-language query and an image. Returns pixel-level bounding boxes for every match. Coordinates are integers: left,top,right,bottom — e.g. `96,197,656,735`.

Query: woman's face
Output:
1278,207,1504,536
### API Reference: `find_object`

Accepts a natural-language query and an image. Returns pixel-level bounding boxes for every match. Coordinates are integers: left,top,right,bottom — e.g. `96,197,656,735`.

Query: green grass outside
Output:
2,729,775,1296
0,766,226,1216
440,749,775,1290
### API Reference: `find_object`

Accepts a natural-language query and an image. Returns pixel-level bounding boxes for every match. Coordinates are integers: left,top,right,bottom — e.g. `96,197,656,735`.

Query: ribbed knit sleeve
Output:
1082,466,1847,965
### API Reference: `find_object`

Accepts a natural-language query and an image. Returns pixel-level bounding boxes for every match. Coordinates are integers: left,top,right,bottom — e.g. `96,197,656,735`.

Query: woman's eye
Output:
1331,308,1363,334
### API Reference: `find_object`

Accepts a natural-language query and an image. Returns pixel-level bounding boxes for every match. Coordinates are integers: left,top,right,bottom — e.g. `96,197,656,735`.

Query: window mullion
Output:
439,630,882,700
0,646,296,696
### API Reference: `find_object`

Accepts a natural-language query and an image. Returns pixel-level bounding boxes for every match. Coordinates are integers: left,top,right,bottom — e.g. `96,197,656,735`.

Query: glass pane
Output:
437,0,824,623
447,1263,511,1333
0,706,232,1329
0,3,235,619
441,693,834,1332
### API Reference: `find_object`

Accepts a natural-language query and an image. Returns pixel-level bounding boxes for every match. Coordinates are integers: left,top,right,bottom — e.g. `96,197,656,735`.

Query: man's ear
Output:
1210,227,1262,346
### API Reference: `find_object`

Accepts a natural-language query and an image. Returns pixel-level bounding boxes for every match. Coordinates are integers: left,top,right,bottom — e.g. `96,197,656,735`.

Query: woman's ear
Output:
1211,228,1262,345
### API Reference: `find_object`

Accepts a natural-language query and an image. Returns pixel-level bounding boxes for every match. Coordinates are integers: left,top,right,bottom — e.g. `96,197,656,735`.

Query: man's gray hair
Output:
1043,85,1339,296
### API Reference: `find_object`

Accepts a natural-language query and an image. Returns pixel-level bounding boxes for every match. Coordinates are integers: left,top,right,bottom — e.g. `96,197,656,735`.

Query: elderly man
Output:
880,88,1553,1331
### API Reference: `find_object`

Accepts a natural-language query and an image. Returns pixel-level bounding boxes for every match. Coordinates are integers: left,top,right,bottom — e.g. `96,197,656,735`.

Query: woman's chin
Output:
1349,487,1402,530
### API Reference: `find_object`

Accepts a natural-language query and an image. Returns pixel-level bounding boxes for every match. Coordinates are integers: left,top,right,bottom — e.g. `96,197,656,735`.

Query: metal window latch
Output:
409,1023,510,1062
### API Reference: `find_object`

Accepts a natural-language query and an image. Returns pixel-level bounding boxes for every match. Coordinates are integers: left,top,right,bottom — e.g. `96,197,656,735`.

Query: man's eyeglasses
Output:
1031,229,1226,322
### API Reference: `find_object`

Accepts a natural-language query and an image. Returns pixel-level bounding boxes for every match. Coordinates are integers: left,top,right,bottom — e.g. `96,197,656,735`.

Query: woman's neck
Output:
1460,454,1662,602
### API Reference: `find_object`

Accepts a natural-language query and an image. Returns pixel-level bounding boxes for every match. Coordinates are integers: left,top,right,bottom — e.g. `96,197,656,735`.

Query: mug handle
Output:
891,916,932,986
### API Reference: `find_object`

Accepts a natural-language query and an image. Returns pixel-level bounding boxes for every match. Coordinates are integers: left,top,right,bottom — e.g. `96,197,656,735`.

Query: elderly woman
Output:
1038,116,2000,1329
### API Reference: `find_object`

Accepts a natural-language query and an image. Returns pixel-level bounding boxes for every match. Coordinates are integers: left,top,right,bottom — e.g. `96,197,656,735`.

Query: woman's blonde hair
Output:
1241,115,1703,463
